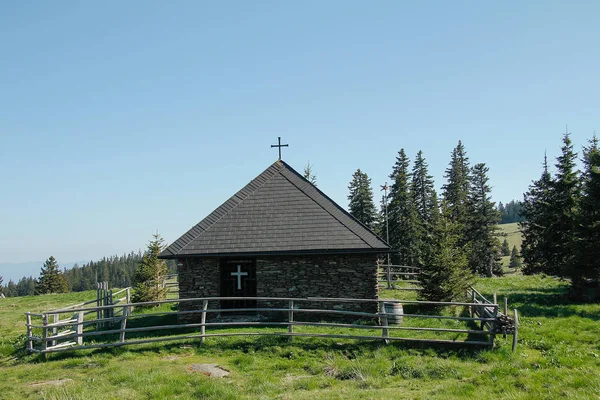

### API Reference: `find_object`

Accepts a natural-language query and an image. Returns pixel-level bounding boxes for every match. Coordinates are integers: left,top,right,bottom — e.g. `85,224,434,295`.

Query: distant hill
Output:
0,261,84,283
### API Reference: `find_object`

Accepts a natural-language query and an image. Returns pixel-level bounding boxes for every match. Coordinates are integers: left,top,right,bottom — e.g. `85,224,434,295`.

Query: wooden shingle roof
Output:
159,160,390,258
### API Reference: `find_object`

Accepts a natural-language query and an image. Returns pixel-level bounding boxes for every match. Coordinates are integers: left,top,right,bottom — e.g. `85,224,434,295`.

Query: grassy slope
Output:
1,276,599,399
498,222,523,268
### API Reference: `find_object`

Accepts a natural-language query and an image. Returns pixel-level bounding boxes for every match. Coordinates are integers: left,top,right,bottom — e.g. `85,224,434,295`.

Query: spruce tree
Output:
347,169,377,229
509,246,522,269
418,202,473,302
442,141,471,234
132,233,168,304
303,161,317,186
35,256,68,295
387,150,418,266
466,163,502,276
521,154,554,275
501,238,510,256
410,150,439,268
575,135,600,291
546,133,580,277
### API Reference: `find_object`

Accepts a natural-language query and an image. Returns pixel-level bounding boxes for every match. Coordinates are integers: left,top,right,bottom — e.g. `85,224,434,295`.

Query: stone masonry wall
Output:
256,254,379,321
177,254,379,323
177,258,219,322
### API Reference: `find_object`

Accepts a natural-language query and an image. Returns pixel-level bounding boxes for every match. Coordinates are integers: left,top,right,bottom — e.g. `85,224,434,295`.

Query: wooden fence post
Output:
41,314,48,352
489,305,498,349
386,264,391,289
288,300,294,343
50,314,58,348
76,311,84,345
120,306,129,344
503,297,508,339
96,283,101,330
512,309,519,353
200,300,208,344
109,289,114,320
26,313,33,352
379,301,389,345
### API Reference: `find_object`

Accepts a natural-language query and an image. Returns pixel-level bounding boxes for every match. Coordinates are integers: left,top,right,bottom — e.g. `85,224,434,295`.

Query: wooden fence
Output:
24,295,518,356
468,287,519,351
377,264,421,290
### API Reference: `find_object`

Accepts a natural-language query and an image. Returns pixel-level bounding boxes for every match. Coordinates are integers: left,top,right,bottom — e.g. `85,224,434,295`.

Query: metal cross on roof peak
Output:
271,137,289,160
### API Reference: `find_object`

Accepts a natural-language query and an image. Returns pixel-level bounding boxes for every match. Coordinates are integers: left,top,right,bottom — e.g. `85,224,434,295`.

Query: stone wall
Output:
177,253,379,323
177,258,219,322
256,254,379,321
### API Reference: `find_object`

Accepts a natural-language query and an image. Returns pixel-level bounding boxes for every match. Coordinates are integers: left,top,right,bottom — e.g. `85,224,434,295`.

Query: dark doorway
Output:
220,258,257,312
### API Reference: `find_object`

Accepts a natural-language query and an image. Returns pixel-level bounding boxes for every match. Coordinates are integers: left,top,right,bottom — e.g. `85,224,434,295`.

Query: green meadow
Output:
498,222,523,268
1,274,599,399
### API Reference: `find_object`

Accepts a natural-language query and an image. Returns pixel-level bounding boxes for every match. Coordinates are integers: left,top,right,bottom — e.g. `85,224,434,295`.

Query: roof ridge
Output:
278,161,388,249
175,161,284,254
278,167,373,249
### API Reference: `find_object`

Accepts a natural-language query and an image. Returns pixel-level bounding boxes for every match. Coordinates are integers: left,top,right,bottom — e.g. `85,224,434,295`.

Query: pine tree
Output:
387,150,418,266
509,246,522,269
303,161,317,186
501,238,510,256
418,203,473,302
35,256,68,294
546,133,580,277
410,150,439,268
6,280,17,297
574,135,600,292
442,141,471,234
132,233,168,304
521,153,554,275
347,169,377,229
465,163,502,276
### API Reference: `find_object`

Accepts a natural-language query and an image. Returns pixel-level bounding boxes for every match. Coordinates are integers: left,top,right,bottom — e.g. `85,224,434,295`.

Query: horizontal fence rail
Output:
25,294,518,356
377,265,422,290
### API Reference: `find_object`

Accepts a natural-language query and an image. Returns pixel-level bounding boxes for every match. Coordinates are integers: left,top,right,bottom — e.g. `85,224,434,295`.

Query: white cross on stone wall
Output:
231,265,248,290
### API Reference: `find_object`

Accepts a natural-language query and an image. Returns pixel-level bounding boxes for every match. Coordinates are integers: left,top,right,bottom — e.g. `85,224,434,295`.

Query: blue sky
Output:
1,1,599,268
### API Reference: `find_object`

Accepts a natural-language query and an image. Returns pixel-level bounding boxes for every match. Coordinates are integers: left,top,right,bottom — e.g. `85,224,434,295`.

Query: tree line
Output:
498,200,524,224
1,250,176,297
347,141,501,302
521,132,599,299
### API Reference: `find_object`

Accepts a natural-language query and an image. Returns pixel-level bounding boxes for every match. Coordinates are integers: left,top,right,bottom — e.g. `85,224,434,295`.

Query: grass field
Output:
1,275,599,399
498,222,523,268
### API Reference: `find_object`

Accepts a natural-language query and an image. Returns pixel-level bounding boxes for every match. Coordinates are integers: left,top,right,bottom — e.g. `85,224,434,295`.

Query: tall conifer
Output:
35,256,68,294
466,163,502,276
387,150,418,266
575,135,600,291
546,133,580,277
521,154,554,274
347,169,377,229
418,202,473,302
442,141,471,234
410,151,439,268
132,233,168,304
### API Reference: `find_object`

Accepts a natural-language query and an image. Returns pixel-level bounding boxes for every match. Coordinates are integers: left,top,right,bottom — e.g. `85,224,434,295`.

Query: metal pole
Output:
381,182,391,266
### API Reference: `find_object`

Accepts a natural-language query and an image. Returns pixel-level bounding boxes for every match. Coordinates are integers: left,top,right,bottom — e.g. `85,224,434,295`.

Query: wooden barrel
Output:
383,302,403,325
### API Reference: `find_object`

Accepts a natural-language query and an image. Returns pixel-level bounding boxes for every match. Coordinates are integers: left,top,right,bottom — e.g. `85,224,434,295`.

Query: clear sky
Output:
1,1,598,266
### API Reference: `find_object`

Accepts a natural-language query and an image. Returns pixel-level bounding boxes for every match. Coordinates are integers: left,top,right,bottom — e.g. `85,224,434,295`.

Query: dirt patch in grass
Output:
187,363,230,377
29,378,73,387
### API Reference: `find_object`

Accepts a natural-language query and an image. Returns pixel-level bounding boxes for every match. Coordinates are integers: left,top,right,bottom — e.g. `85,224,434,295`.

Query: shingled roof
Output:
159,160,390,258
